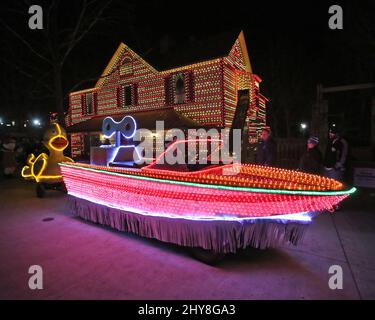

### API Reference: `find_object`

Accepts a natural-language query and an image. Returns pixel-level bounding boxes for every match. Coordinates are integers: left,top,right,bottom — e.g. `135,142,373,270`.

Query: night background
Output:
1,0,375,302
0,0,374,140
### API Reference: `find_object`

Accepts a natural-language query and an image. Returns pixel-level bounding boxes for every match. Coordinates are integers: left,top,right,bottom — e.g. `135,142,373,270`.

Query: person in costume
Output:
22,122,73,183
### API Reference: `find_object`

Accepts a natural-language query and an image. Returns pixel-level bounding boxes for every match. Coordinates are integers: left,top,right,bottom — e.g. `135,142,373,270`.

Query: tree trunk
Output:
53,63,65,126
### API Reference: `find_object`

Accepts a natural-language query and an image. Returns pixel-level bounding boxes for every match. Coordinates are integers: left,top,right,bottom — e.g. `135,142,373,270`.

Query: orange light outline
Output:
21,123,73,182
21,154,35,179
48,123,69,152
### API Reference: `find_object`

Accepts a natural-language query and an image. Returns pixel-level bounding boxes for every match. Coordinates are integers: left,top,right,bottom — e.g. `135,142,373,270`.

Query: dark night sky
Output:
0,0,374,137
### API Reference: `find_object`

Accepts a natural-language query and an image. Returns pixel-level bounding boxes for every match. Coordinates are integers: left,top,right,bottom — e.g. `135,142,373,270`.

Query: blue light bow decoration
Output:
100,116,140,166
102,116,137,146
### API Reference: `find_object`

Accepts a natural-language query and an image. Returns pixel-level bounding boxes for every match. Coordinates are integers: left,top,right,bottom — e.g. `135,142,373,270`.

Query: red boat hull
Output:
60,163,352,218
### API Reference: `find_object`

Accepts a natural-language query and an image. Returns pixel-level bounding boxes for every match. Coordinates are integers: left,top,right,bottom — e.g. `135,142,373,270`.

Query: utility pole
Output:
311,84,329,141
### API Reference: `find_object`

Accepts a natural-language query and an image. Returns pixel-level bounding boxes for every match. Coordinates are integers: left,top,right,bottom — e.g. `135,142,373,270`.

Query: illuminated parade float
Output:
60,31,355,262
60,115,355,262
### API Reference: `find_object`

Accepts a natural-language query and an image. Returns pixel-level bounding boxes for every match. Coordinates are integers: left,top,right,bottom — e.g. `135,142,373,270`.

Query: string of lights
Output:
60,162,354,218
66,32,268,156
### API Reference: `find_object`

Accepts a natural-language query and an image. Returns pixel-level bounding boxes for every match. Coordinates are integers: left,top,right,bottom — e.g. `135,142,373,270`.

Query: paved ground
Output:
0,178,374,300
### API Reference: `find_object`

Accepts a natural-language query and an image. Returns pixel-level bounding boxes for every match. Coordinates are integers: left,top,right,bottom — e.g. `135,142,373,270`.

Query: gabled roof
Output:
95,42,158,88
93,30,252,89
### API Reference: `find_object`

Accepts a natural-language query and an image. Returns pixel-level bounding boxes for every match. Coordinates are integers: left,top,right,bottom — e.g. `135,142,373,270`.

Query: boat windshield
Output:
145,139,226,172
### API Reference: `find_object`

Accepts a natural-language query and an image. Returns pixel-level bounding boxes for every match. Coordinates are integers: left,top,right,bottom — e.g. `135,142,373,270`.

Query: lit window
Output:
85,93,93,114
123,85,132,107
173,73,185,104
120,56,133,77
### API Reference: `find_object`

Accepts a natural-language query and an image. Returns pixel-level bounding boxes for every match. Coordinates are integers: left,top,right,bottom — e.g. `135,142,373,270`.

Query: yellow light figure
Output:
22,123,74,197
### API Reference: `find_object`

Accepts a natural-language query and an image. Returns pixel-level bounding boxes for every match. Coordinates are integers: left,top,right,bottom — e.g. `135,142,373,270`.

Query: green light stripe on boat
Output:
59,163,356,196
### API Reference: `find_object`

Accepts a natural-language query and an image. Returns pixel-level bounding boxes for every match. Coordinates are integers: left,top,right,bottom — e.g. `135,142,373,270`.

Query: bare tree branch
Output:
2,0,115,123
43,0,60,61
2,8,29,17
0,57,54,93
63,0,88,59
67,76,100,93
29,90,55,99
61,0,112,65
0,19,53,65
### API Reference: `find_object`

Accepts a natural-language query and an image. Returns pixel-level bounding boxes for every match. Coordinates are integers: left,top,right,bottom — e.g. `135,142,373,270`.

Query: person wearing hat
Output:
299,136,323,174
323,127,348,181
256,127,277,166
